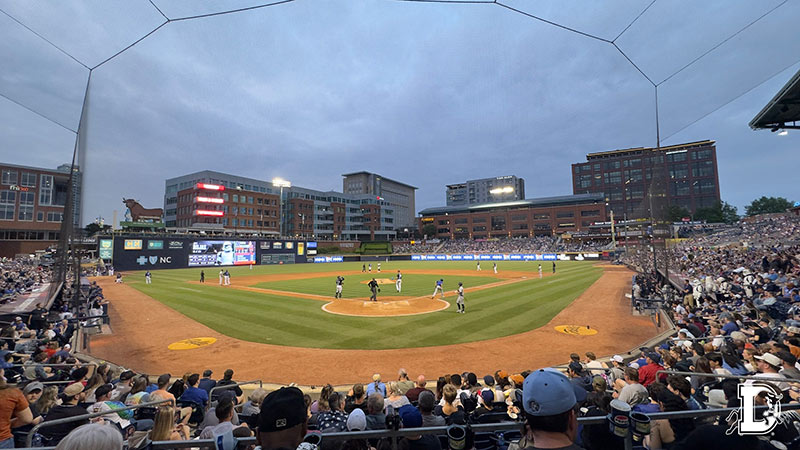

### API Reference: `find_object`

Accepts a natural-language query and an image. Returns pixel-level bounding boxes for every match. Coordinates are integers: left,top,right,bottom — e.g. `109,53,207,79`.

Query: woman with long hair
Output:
690,356,715,392
435,377,446,403
125,376,150,406
35,386,59,416
149,407,190,441
433,384,465,425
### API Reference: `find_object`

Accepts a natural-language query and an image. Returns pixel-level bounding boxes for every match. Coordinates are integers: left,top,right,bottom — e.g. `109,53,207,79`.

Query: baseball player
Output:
456,282,465,313
395,270,403,292
362,264,366,272
377,262,381,273
368,263,372,272
431,279,445,299
538,264,542,279
368,278,380,302
476,261,481,271
200,271,205,283
219,269,224,285
493,262,497,274
335,276,344,298
145,270,151,284
224,270,231,286
552,262,556,273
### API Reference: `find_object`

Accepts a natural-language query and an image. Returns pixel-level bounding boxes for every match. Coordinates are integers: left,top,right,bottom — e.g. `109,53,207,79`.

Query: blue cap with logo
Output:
522,369,578,416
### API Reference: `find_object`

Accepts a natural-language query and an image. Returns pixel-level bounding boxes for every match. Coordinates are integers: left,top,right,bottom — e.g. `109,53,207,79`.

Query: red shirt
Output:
0,388,29,440
638,363,666,387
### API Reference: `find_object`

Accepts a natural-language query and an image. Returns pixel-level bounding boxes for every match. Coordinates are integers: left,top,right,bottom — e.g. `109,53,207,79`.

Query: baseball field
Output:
121,260,601,350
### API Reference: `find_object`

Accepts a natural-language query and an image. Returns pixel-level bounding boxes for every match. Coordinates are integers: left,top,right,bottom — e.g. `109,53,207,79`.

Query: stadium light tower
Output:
272,178,291,236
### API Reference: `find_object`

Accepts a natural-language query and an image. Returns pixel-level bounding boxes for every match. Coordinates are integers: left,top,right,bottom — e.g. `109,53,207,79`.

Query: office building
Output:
446,175,525,206
571,140,720,219
0,163,74,257
342,171,417,230
165,170,397,240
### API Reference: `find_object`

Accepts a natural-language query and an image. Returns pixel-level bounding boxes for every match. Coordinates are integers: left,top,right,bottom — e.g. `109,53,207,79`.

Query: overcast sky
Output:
1,0,798,226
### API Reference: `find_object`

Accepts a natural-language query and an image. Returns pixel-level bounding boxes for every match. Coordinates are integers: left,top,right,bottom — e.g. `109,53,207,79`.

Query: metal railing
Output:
206,379,262,410
657,369,794,384
25,398,174,447
17,404,800,450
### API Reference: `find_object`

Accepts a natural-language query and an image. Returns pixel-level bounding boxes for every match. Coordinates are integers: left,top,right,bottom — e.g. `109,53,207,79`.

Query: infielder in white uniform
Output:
456,282,465,314
493,262,497,274
477,261,481,271
377,263,381,273
538,264,542,279
219,269,224,285
395,270,402,293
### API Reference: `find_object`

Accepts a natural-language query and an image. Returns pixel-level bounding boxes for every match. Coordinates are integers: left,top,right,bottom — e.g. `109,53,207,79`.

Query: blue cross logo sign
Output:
136,256,148,266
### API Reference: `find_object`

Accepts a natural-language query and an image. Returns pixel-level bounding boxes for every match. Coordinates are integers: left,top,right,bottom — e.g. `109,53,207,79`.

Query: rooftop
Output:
341,171,418,190
583,140,715,160
419,193,605,216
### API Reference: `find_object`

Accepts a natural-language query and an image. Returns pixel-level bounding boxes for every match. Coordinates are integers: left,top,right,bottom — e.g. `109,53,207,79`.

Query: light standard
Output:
298,213,306,238
272,178,291,237
234,185,242,236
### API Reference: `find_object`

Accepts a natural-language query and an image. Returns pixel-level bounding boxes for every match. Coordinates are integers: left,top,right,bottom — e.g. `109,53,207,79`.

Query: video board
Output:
188,240,256,266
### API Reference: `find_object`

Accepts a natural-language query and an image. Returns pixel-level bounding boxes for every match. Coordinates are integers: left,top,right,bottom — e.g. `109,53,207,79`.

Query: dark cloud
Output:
1,0,798,225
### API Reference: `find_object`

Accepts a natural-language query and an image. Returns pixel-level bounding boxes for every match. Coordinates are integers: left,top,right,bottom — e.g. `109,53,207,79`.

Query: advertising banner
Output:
147,240,164,250
99,239,113,260
124,239,142,250
188,241,256,267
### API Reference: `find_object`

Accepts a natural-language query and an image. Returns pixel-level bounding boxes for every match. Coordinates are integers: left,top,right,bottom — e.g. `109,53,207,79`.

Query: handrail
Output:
8,362,89,369
206,379,262,410
656,369,793,384
26,398,173,447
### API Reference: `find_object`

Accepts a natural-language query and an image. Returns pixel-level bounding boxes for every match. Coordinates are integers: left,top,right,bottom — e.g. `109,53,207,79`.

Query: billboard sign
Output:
147,240,164,250
188,241,256,266
99,239,113,260
124,239,142,250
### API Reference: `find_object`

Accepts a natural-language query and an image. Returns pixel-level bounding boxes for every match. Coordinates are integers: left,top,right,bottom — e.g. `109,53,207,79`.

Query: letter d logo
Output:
738,383,781,435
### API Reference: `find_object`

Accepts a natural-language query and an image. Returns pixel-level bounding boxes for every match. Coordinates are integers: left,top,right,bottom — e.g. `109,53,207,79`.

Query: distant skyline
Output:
1,0,798,226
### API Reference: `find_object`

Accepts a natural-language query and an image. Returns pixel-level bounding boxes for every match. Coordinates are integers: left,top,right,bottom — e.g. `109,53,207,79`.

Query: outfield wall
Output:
99,235,313,271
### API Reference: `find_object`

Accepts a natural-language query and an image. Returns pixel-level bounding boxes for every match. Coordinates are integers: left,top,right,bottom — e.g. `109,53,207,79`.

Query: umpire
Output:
368,278,380,302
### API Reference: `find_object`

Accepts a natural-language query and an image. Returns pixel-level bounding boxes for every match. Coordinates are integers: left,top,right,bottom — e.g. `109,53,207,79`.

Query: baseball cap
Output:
346,408,367,431
510,374,524,386
612,355,624,363
258,387,307,432
14,316,21,321
398,404,422,428
592,376,607,392
522,369,577,417
480,390,494,404
63,382,84,397
23,382,43,395
755,353,782,367
787,326,800,334
94,384,113,399
483,375,495,386
776,350,797,365
646,352,662,364
567,361,584,374
119,370,135,381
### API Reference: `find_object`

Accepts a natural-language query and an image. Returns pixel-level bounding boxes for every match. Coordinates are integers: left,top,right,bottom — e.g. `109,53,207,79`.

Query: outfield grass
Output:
255,273,502,299
125,261,602,350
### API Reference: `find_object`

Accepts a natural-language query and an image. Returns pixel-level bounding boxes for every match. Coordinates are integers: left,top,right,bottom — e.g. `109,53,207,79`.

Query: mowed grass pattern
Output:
126,261,601,350
256,273,502,299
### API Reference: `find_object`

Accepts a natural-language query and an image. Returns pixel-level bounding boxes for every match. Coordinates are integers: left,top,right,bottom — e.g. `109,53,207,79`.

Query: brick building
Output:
572,140,720,219
0,163,73,257
165,170,399,240
418,193,606,239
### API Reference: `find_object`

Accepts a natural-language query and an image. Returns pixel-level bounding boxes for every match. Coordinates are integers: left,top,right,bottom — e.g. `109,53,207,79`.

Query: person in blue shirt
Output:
721,316,739,335
198,369,216,394
179,373,209,408
365,374,387,397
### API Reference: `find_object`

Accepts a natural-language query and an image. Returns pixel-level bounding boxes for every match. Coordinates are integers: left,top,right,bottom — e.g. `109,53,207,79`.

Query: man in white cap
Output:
522,369,586,449
750,353,789,392
608,355,625,385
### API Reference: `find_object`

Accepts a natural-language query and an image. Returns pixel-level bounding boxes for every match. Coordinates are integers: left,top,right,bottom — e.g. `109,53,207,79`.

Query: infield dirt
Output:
88,265,659,385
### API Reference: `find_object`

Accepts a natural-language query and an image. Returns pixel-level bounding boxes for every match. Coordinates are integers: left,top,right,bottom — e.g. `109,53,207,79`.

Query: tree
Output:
666,205,690,222
84,223,111,237
745,196,793,216
422,224,436,238
721,201,739,224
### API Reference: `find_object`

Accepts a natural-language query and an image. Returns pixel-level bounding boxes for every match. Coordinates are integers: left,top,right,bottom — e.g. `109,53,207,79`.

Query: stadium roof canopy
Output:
418,193,605,216
749,68,800,131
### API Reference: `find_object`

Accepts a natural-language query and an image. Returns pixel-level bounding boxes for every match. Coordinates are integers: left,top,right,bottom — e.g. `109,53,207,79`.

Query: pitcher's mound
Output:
322,296,450,317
